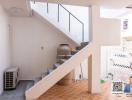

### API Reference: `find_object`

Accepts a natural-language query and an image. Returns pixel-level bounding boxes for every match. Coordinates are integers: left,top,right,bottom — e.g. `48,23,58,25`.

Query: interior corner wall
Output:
10,16,77,80
0,5,10,94
90,5,121,93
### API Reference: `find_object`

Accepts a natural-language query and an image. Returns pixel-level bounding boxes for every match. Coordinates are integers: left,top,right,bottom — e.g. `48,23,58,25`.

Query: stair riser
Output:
80,42,89,49
57,55,72,59
53,64,60,69
57,60,65,64
71,51,78,55
76,47,83,50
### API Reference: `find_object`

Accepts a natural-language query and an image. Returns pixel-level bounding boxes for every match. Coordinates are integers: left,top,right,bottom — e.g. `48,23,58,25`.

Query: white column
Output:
88,5,102,93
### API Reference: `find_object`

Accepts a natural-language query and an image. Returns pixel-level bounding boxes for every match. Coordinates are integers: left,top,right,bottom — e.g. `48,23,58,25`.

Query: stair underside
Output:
33,10,80,45
25,43,92,100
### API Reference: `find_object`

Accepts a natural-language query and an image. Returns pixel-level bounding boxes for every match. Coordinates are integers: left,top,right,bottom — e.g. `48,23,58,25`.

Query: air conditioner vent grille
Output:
4,67,19,90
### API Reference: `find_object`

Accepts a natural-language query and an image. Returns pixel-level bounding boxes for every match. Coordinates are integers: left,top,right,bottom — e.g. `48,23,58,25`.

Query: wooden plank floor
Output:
38,80,132,100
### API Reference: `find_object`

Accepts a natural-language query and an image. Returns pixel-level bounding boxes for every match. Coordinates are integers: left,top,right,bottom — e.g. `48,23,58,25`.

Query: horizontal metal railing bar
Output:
32,1,84,27
59,4,84,26
32,1,85,42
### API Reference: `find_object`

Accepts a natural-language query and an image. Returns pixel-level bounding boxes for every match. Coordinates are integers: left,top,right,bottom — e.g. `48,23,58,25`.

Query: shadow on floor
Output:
0,80,34,100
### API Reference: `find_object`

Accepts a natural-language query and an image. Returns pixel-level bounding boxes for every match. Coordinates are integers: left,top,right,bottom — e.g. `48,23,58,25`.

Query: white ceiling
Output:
100,8,132,19
1,0,132,17
37,0,132,9
38,0,132,18
99,0,132,9
0,0,31,16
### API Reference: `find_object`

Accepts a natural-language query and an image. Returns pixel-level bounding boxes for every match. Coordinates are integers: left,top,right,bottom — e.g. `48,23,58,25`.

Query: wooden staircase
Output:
26,2,91,100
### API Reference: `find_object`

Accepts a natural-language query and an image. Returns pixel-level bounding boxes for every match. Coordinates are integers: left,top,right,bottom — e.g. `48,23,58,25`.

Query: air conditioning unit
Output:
4,67,19,90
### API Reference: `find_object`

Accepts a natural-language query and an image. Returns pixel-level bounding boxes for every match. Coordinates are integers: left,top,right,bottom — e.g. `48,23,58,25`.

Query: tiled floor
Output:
38,80,132,100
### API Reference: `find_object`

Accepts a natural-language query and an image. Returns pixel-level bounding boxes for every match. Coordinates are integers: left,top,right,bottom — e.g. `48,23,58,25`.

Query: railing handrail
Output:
32,1,85,42
59,4,84,25
58,4,84,42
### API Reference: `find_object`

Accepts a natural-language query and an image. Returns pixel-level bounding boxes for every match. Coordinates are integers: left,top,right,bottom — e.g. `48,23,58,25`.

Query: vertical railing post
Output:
46,3,85,42
82,24,84,42
47,3,49,13
58,4,59,22
69,13,71,32
33,0,35,4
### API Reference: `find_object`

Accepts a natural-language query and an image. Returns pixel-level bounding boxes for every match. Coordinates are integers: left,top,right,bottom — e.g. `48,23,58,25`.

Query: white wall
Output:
99,18,121,79
121,14,132,37
101,46,109,79
10,16,77,80
0,5,10,94
93,18,121,45
31,2,90,42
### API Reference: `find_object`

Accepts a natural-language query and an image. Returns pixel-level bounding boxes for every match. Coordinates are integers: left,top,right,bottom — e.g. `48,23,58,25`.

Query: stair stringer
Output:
33,10,80,45
25,43,92,100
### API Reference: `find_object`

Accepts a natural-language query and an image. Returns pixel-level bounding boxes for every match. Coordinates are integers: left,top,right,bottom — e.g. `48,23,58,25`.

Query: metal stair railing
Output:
32,1,85,42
